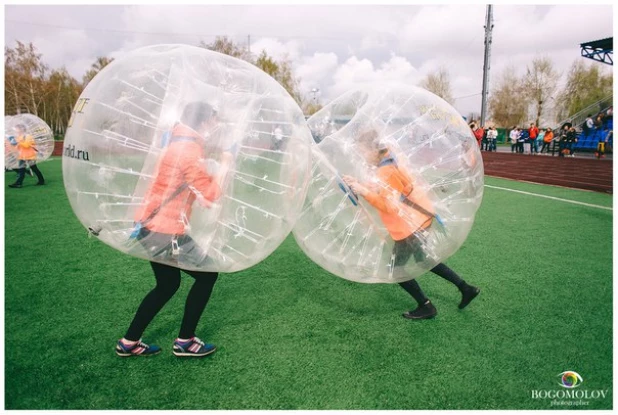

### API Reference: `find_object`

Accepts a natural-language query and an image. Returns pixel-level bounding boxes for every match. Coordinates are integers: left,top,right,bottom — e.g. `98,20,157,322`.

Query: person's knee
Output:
155,275,181,296
188,271,219,285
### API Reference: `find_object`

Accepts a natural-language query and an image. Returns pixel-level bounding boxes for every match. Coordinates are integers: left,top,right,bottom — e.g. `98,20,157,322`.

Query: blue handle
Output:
337,179,358,206
129,222,143,239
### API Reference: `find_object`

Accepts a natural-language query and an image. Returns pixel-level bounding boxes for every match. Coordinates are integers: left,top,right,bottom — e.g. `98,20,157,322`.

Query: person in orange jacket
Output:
540,128,554,154
7,124,45,188
343,130,480,320
117,101,234,358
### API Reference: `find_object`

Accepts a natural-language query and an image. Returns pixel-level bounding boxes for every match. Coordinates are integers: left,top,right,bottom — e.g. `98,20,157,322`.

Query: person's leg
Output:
10,160,26,187
30,163,44,184
177,269,218,339
172,269,219,357
13,167,26,186
393,234,437,319
430,263,480,309
124,262,181,341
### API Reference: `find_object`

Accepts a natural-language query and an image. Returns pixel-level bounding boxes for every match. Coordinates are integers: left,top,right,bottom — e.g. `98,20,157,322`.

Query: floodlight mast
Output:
480,4,494,127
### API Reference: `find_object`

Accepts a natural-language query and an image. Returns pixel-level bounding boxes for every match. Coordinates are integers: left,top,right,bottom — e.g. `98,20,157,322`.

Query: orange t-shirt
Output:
135,124,222,235
16,134,37,161
363,158,434,241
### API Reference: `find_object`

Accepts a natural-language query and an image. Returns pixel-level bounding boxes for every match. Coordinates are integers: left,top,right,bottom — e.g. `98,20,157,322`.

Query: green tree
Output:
556,59,613,119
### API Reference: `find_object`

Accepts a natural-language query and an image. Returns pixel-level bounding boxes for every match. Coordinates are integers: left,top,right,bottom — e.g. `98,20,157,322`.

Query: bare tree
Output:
201,38,304,107
522,56,560,126
5,41,49,116
488,66,528,128
556,59,613,120
419,67,454,104
82,56,115,86
200,36,252,62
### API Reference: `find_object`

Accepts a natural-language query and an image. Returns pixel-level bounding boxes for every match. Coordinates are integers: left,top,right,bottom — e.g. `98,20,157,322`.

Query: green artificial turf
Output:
4,159,613,409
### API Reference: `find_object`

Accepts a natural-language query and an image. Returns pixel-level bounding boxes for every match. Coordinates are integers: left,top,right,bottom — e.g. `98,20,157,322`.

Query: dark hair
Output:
181,102,216,130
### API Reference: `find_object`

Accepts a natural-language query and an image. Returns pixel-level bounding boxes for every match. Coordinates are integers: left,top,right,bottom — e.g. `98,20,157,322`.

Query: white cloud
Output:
250,38,303,62
330,54,420,98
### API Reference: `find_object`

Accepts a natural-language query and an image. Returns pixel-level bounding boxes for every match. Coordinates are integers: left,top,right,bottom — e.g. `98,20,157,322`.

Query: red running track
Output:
481,152,613,194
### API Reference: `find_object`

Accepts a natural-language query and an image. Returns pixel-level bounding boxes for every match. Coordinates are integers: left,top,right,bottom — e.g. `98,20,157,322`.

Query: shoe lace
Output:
192,337,205,347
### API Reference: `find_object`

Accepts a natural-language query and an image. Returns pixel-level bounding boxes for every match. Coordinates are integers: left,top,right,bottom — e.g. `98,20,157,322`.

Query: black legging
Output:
398,263,466,306
125,262,218,341
15,163,44,185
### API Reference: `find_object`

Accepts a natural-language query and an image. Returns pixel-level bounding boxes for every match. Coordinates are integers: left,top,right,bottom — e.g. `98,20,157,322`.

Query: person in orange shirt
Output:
540,128,554,154
117,102,234,358
7,124,45,188
343,130,480,320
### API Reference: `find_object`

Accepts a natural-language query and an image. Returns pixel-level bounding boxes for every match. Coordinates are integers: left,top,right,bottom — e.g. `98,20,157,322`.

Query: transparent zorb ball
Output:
4,114,54,170
292,85,484,283
63,44,311,272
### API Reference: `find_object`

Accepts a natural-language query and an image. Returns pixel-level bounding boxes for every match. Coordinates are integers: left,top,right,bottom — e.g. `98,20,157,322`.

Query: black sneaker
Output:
402,301,437,320
8,183,22,188
459,285,480,309
36,182,45,186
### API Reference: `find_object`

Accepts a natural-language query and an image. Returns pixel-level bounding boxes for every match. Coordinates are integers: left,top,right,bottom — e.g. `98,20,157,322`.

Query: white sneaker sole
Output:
173,347,217,357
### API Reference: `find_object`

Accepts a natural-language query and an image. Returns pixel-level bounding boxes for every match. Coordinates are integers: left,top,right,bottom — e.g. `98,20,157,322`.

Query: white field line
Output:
484,184,613,211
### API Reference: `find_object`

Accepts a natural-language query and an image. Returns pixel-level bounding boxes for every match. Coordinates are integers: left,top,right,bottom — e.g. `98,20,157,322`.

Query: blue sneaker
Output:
173,337,216,357
116,339,161,357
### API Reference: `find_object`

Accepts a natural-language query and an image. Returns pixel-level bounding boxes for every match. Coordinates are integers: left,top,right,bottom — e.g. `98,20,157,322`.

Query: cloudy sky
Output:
4,4,614,116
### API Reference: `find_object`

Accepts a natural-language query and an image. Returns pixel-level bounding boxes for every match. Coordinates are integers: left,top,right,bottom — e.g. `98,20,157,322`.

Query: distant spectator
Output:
595,112,605,130
536,128,545,150
517,127,526,153
566,126,578,157
540,128,554,154
596,129,612,159
509,126,519,153
558,126,569,158
272,125,283,151
528,123,539,155
470,122,484,148
602,106,613,131
583,114,595,137
521,128,531,154
486,126,498,152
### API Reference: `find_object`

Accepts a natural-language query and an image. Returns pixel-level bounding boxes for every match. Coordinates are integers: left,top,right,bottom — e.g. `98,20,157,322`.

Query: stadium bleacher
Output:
574,117,613,151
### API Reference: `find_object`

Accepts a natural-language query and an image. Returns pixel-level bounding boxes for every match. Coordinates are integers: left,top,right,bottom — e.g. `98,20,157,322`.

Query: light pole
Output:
480,4,494,127
310,88,320,104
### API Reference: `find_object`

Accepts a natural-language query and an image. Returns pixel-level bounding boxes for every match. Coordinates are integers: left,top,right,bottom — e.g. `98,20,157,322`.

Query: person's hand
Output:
342,175,369,196
195,192,214,208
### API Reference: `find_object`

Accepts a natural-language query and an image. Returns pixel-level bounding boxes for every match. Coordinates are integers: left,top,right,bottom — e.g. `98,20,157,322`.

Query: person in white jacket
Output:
486,126,498,152
509,126,519,153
